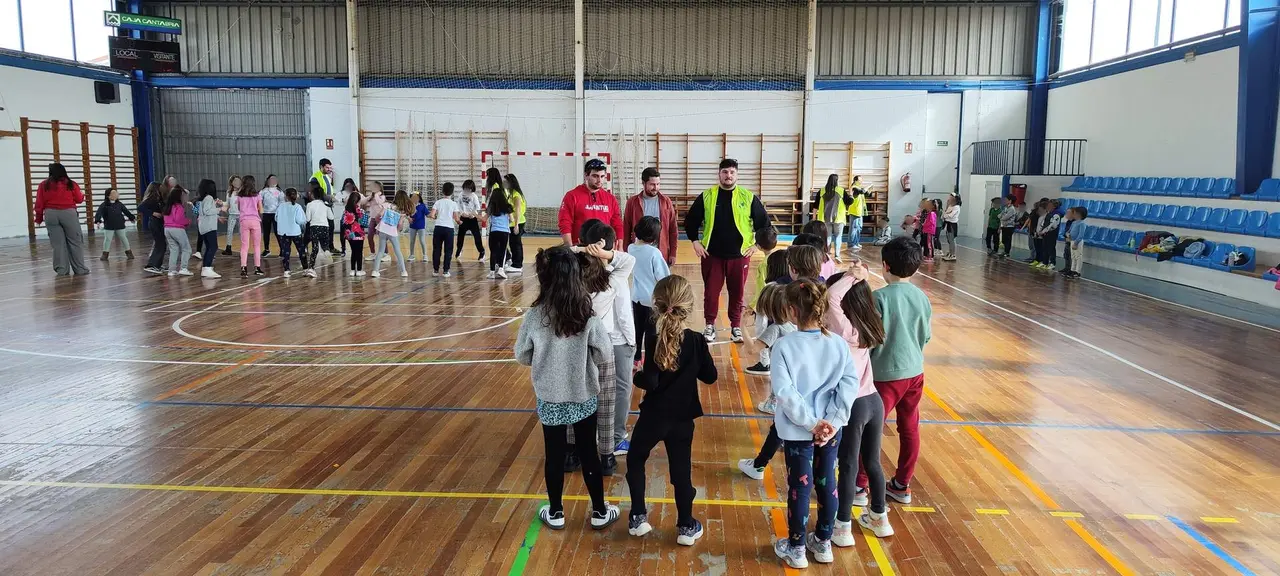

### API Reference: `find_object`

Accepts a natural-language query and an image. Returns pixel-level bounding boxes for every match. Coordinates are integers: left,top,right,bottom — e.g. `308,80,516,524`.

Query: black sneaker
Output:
628,512,652,537
144,266,162,275
600,454,617,476
676,519,704,546
564,450,581,473
240,267,248,278
223,246,232,256
254,267,264,276
261,250,270,257
744,362,770,376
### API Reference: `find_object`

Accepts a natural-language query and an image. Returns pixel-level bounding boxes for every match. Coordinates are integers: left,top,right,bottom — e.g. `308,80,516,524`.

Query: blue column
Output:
1236,0,1280,195
126,0,154,186
1025,0,1051,176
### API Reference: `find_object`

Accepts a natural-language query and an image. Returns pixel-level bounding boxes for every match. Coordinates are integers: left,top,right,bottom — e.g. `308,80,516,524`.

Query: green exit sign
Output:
104,11,183,35
936,140,950,147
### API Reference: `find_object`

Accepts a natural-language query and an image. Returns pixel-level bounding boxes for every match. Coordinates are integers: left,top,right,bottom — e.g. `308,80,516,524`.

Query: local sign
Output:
104,11,183,35
108,37,182,73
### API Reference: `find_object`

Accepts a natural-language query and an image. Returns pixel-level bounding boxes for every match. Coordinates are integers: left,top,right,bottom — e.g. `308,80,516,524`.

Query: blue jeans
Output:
784,431,842,546
847,217,863,247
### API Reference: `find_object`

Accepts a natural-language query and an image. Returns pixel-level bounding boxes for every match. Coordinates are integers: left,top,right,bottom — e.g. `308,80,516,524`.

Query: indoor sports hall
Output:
0,1,1277,574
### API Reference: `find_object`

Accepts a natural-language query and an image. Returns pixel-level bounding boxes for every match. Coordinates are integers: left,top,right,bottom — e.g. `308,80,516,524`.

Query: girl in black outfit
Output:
626,274,718,546
94,187,135,261
138,182,167,273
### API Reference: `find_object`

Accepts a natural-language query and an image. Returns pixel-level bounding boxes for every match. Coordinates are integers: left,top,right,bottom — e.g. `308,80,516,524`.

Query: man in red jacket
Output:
622,167,678,266
559,159,623,247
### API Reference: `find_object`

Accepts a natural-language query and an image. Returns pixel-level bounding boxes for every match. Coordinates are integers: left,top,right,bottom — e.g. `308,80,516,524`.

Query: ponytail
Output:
651,275,695,372
784,278,829,335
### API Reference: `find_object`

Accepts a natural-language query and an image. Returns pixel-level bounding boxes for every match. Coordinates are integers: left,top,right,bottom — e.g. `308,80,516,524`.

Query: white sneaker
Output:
806,533,834,564
400,271,409,278
200,267,221,278
192,252,201,259
381,254,391,262
737,458,765,481
371,270,381,278
852,245,863,251
590,504,621,530
496,268,508,279
355,271,365,277
703,324,716,342
283,270,291,278
167,272,177,277
349,270,356,277
832,521,856,547
850,487,869,507
538,505,565,531
486,271,496,279
407,256,417,262
432,271,439,277
478,255,487,263
505,265,522,274
857,510,895,538
774,539,808,569
443,272,451,278
676,519,704,546
306,269,317,278
834,254,843,263
364,254,372,261
730,327,744,343
177,268,193,276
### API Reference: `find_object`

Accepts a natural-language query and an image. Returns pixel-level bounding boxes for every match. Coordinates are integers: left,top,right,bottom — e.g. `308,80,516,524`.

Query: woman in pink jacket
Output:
823,261,894,546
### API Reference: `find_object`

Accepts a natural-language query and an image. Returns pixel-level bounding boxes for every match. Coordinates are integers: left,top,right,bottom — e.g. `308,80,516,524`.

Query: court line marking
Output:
975,509,1009,515
1200,517,1240,524
953,243,1280,335
172,308,520,348
151,309,520,319
143,279,275,312
508,504,545,576
0,347,517,368
1049,511,1085,519
1167,516,1258,575
912,268,1280,433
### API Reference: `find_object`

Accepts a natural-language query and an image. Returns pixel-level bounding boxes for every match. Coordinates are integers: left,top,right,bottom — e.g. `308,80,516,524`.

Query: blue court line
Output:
1167,516,1257,575
140,400,1280,437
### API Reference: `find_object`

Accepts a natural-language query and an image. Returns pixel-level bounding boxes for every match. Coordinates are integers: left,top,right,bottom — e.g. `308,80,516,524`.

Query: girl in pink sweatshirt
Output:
918,199,938,263
823,261,894,546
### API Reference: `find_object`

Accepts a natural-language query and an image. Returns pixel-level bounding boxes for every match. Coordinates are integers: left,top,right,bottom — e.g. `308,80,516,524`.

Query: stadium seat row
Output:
1060,199,1280,238
1063,176,1240,198
1078,226,1257,273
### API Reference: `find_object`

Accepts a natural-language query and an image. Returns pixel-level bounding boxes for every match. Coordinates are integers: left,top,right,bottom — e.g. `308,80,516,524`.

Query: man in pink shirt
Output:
559,159,623,248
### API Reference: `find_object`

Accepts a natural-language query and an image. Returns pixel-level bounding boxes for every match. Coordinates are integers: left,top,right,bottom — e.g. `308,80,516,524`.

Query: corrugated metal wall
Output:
357,1,574,79
816,2,1036,78
585,0,806,82
155,90,311,192
144,2,347,76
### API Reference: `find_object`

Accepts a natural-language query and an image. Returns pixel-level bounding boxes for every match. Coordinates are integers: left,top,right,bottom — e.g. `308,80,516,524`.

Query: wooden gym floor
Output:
0,232,1277,576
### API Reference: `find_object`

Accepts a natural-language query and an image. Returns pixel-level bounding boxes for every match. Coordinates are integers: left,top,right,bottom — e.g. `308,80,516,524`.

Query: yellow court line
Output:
1050,511,1085,518
975,509,1010,516
1124,514,1162,521
1200,517,1240,524
924,388,1138,576
901,506,936,513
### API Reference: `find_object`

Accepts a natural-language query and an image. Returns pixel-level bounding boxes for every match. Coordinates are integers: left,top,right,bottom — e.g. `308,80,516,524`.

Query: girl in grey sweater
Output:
515,245,621,532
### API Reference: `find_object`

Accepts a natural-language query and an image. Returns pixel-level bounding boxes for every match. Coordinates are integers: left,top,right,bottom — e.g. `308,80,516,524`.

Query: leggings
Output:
837,394,887,521
920,233,935,258
408,227,428,259
373,232,406,275
626,416,695,527
784,432,841,547
147,223,167,269
632,302,652,362
348,238,364,272
101,229,131,252
326,219,337,251
164,227,192,272
508,227,524,268
542,414,607,515
752,424,781,469
1000,227,1015,256
239,219,262,267
488,231,510,271
456,217,485,258
224,213,239,248
827,222,845,256
985,227,999,252
307,225,330,270
279,235,305,272
261,213,276,253
432,226,455,273
945,221,957,254
200,231,217,267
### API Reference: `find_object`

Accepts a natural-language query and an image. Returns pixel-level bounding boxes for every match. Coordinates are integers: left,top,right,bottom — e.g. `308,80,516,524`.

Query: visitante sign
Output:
103,11,183,35
108,37,182,74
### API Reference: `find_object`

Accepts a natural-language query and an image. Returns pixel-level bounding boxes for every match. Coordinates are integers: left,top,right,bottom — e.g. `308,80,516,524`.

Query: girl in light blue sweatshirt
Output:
769,278,860,570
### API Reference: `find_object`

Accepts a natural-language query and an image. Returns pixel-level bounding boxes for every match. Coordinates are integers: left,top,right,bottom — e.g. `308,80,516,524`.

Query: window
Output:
73,0,112,65
1057,0,1241,74
21,0,74,60
0,0,20,51
6,0,114,63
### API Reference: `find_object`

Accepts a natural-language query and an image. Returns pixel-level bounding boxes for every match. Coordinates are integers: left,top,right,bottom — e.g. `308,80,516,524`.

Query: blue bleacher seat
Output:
1174,205,1195,227
1121,202,1138,221
1174,240,1214,265
1197,243,1234,268
1224,209,1248,234
1065,176,1085,191
1099,200,1114,217
1109,201,1127,219
1101,228,1119,247
1207,208,1230,231
1081,176,1100,191
1088,200,1102,214
1103,177,1120,191
1244,210,1268,236
1157,205,1179,225
1156,177,1174,194
1168,178,1187,196
1145,203,1166,224
1209,246,1256,272
1250,179,1279,201
1190,206,1212,230
1265,270,1280,282
1142,178,1161,194
1134,204,1152,222
1181,178,1205,197
1120,177,1138,193
1266,212,1280,238
1111,230,1134,250
1209,178,1235,198
1085,226,1106,246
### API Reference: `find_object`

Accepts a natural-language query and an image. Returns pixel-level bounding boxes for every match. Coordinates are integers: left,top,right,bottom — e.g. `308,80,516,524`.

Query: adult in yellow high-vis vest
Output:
846,175,868,252
812,173,855,261
308,158,338,254
683,158,770,344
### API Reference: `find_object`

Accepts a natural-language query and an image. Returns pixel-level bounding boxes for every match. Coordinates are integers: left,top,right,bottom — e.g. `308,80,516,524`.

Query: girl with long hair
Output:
485,185,514,278
363,181,386,262
235,175,264,276
625,275,717,546
813,173,852,261
823,263,893,547
454,179,486,262
514,245,619,532
338,177,356,255
941,193,961,261
342,189,367,276
259,174,284,257
303,181,331,278
503,173,525,273
274,187,308,277
369,189,412,278
162,185,193,276
34,162,89,276
222,175,243,255
139,181,168,273
93,187,135,261
195,179,225,278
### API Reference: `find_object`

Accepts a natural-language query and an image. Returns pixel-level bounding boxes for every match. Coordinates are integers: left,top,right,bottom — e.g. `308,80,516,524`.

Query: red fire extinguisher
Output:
900,172,912,193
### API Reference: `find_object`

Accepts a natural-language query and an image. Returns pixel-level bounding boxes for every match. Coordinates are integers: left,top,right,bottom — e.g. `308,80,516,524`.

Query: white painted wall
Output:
1046,47,1239,178
0,64,134,239
308,87,357,185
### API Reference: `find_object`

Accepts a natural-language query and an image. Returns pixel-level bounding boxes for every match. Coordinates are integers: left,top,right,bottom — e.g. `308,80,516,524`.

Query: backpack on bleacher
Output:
1183,241,1206,259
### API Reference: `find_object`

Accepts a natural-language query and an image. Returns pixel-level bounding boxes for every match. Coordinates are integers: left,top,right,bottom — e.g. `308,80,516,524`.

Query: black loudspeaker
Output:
94,81,120,104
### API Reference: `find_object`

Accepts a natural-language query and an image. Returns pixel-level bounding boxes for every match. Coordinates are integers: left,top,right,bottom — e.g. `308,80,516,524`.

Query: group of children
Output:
983,195,1091,279
516,211,934,569
121,172,532,281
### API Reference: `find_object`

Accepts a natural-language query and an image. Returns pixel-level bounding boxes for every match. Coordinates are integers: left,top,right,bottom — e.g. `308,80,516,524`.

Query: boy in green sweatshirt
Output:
854,236,932,505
